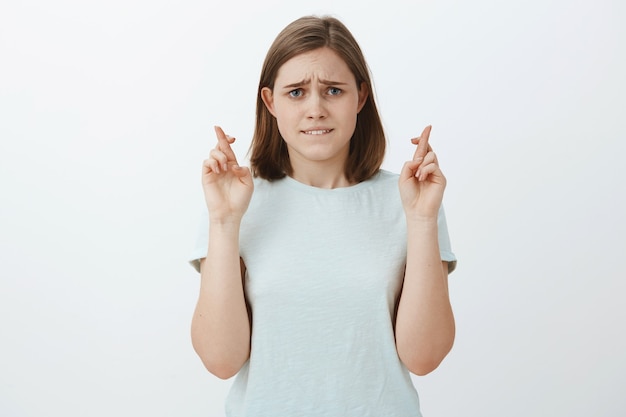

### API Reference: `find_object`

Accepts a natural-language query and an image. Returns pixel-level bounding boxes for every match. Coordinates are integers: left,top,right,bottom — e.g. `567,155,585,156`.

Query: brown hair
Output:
250,16,386,183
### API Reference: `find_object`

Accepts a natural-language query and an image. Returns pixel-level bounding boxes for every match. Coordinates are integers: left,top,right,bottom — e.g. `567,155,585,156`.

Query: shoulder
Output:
363,169,400,196
252,175,273,188
251,175,284,197
246,176,293,213
371,169,399,184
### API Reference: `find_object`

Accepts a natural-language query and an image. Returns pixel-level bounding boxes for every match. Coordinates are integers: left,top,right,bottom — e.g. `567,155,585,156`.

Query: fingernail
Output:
414,157,423,162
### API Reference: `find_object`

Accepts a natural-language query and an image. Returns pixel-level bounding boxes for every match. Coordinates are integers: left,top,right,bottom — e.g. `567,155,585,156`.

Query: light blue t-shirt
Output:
190,170,456,417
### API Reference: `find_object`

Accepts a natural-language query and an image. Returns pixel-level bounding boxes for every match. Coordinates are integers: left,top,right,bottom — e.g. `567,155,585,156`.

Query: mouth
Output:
302,129,333,135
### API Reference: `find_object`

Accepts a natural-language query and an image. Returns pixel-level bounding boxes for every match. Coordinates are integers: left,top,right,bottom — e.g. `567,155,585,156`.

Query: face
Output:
261,47,368,173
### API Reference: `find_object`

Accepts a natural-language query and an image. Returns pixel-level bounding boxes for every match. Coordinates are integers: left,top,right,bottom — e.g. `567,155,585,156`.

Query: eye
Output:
289,89,303,98
328,87,342,96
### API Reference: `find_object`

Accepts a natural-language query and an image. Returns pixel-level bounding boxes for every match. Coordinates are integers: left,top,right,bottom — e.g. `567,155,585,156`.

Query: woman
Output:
189,15,457,417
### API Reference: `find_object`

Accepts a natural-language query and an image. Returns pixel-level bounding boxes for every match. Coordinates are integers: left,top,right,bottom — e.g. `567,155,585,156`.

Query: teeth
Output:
304,129,331,135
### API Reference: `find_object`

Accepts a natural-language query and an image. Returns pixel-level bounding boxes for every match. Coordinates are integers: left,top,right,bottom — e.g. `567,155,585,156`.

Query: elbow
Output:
201,359,242,380
191,337,248,380
398,338,455,376
404,357,444,376
193,344,247,379
194,346,248,379
190,322,250,380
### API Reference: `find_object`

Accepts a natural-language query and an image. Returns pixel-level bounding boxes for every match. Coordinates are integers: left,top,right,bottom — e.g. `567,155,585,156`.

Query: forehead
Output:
275,47,355,84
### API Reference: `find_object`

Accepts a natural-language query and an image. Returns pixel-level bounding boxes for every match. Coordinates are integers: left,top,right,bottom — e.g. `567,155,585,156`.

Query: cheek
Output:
273,101,297,121
341,98,361,116
273,108,295,140
275,106,303,135
341,103,360,125
276,121,288,138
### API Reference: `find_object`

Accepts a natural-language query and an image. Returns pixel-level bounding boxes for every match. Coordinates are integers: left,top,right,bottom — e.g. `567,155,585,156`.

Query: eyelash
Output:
288,87,343,98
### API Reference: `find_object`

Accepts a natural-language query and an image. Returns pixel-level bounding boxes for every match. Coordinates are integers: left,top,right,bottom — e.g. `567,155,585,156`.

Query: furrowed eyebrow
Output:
320,79,348,86
281,78,349,89
282,79,309,89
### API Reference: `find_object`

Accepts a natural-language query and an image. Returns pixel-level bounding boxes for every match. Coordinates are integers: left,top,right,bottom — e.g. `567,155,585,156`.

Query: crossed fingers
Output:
411,125,433,159
410,125,439,181
207,126,238,174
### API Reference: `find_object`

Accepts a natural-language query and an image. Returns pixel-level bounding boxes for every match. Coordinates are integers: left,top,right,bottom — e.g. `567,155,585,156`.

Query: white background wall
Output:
1,0,624,416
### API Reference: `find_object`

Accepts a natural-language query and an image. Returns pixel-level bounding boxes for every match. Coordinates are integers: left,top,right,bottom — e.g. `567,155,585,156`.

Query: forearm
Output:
191,221,250,379
395,217,455,376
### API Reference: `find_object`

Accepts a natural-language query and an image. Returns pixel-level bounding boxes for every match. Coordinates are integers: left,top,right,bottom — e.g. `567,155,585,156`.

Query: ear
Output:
261,87,277,117
357,82,369,113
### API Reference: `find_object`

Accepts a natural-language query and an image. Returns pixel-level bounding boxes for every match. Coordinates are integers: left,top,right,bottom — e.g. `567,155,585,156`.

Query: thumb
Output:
399,160,420,182
232,165,253,185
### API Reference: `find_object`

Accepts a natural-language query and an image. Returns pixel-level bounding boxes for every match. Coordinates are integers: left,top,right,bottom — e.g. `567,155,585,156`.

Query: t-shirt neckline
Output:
281,171,382,195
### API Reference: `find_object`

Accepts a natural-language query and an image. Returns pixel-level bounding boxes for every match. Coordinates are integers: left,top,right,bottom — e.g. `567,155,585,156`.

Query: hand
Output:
202,126,254,222
399,125,446,219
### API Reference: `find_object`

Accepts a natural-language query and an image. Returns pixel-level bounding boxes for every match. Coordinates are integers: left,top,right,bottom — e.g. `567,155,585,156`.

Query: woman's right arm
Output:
191,126,254,379
192,225,250,379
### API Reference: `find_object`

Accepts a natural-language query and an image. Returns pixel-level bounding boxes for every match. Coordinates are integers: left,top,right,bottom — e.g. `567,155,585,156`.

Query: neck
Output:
289,159,353,189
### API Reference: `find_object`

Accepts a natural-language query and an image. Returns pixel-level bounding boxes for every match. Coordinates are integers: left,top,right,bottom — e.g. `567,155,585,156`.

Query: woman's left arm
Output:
395,125,455,376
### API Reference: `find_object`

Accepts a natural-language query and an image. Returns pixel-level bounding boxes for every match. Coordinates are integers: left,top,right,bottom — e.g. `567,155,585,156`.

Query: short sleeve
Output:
188,209,209,273
437,204,457,274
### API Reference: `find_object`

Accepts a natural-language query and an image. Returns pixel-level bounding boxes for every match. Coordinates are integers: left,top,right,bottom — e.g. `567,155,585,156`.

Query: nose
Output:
306,93,327,119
